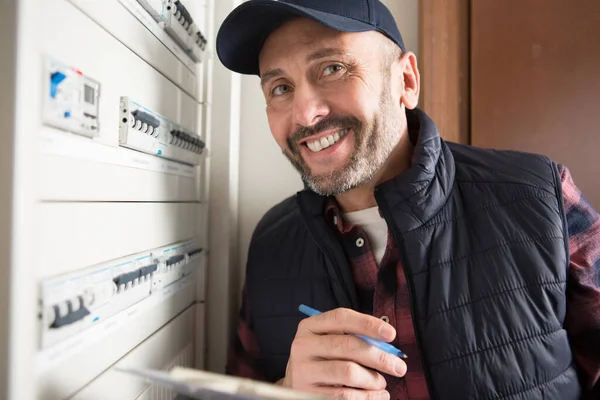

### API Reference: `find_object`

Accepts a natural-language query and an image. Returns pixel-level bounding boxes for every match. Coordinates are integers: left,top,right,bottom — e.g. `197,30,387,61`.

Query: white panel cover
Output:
70,305,196,400
38,151,199,202
38,202,199,279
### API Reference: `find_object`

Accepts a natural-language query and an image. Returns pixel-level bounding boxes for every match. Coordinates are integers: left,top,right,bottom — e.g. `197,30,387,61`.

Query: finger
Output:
309,360,387,390
313,334,407,378
317,387,390,400
299,308,396,342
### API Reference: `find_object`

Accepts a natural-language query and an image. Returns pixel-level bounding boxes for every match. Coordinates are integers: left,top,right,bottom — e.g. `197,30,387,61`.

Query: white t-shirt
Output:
342,206,388,265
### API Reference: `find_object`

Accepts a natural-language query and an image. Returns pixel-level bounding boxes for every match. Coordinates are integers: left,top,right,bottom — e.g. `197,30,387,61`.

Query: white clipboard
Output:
116,366,327,400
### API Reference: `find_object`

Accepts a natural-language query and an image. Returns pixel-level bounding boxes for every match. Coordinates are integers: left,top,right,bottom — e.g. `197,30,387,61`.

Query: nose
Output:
292,83,330,129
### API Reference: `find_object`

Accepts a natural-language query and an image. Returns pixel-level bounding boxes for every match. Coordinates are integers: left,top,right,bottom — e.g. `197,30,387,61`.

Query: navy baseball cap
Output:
216,0,405,76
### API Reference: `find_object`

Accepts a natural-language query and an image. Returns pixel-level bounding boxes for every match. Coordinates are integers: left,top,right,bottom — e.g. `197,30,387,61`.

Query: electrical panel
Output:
39,240,203,350
3,0,216,396
137,0,207,63
38,3,204,202
42,57,101,138
119,96,205,166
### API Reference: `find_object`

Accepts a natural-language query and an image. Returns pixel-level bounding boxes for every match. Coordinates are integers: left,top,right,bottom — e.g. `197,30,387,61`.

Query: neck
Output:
335,131,413,213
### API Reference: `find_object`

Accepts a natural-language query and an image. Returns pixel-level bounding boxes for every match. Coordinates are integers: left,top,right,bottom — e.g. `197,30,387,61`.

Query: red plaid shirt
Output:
227,165,600,399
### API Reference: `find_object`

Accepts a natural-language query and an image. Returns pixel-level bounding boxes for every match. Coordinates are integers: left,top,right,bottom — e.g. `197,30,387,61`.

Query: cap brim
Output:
216,1,375,76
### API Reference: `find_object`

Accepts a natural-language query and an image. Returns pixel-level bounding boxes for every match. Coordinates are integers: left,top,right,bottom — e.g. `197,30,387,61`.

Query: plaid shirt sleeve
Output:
225,284,266,381
559,165,600,397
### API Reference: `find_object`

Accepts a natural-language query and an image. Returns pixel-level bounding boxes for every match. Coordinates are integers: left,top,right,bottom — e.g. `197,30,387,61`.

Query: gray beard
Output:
282,85,403,196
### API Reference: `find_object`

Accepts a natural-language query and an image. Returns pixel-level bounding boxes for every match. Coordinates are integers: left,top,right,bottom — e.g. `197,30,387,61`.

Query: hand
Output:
280,308,407,400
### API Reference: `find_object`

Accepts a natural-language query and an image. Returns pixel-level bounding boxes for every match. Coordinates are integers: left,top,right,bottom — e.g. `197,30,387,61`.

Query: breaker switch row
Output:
132,109,160,129
194,31,207,51
130,109,160,137
50,296,91,329
170,130,205,154
188,248,203,258
39,241,203,349
114,263,158,293
119,97,204,166
166,254,185,267
173,0,194,33
135,0,207,63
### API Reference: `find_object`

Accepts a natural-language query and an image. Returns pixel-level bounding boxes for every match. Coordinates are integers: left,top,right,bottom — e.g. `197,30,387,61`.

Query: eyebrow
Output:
260,48,346,88
260,68,285,88
306,48,345,63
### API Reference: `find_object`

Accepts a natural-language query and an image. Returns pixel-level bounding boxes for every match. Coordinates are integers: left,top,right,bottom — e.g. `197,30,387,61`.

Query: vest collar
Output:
374,108,455,233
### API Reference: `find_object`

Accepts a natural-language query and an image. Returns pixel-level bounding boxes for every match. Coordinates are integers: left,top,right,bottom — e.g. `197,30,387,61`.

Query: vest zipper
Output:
375,189,438,400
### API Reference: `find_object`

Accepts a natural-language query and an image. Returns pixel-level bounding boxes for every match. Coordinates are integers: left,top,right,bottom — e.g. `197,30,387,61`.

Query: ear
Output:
400,52,420,109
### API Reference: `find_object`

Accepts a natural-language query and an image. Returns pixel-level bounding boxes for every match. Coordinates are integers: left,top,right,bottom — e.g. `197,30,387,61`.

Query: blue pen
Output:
298,304,407,359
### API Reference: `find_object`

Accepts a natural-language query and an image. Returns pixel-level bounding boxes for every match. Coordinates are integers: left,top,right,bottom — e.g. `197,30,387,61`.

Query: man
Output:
215,1,600,399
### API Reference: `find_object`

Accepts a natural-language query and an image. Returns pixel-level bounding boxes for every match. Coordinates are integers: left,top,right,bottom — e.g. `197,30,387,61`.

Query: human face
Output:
259,18,407,196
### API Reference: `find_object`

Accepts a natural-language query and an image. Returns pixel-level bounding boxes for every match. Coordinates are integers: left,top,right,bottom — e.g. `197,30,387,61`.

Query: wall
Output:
235,0,421,301
6,0,41,397
206,0,242,375
470,0,600,209
0,1,17,396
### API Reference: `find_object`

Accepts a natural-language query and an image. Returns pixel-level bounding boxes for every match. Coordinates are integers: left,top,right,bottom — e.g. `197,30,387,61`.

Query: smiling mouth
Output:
302,128,350,153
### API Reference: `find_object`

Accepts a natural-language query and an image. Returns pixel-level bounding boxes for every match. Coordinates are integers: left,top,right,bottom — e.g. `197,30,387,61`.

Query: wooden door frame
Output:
419,0,470,144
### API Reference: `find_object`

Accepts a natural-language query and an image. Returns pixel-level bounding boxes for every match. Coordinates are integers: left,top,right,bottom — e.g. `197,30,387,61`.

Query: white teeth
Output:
305,128,349,153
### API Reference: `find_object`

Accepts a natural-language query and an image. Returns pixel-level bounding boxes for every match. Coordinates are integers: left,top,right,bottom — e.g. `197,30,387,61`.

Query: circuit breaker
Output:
119,96,205,165
42,57,100,138
39,241,202,350
137,0,208,62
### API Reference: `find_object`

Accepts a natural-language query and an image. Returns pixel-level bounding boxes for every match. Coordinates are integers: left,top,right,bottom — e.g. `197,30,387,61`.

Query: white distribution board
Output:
2,0,218,397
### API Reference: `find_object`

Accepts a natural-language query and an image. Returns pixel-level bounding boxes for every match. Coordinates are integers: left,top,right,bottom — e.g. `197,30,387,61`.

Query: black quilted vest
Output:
245,108,582,399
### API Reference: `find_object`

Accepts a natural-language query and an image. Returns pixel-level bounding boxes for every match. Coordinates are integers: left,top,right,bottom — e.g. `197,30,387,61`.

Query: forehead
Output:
258,18,377,72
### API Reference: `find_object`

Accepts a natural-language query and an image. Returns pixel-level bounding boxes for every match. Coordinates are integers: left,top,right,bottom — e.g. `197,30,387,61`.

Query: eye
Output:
322,64,344,77
272,84,291,96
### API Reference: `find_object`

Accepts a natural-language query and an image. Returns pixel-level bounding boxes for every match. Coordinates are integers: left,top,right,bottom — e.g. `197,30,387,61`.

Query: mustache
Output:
287,115,362,150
